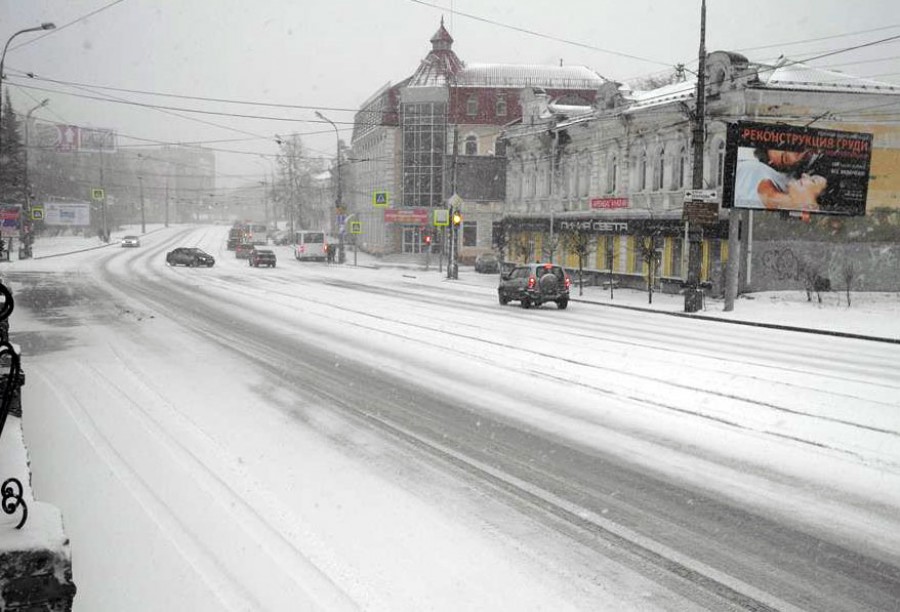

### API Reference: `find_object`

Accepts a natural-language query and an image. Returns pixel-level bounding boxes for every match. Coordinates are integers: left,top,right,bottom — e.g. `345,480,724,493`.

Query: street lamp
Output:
19,98,48,259
314,111,344,263
137,154,148,234
0,22,55,258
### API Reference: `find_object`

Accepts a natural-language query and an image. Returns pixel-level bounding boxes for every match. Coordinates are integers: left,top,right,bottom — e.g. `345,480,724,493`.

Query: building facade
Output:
346,21,604,259
501,51,900,293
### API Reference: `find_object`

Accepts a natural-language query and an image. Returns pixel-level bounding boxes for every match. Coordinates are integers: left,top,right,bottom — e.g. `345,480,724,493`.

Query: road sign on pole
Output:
373,191,389,207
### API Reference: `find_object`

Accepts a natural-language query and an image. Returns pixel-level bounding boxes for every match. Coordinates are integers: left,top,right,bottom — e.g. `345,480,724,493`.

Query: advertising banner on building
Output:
590,197,629,209
44,202,91,226
383,208,428,224
722,121,873,216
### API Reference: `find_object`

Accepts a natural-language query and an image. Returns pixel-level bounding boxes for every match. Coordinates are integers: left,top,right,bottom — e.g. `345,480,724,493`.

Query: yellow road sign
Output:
373,191,389,207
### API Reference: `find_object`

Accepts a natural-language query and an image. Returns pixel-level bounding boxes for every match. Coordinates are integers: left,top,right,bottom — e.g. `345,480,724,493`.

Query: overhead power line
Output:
10,0,129,52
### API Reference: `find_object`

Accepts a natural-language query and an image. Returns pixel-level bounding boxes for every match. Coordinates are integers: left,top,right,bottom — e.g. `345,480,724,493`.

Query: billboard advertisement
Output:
0,205,21,236
45,202,91,226
722,121,873,216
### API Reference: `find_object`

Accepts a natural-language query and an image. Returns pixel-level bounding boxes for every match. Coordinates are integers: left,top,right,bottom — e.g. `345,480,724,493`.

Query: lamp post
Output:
1,22,55,259
315,111,344,263
19,98,48,259
0,22,55,158
136,154,149,233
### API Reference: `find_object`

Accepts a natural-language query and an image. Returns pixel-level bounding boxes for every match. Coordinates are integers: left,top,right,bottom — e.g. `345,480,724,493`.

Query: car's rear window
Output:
302,233,324,244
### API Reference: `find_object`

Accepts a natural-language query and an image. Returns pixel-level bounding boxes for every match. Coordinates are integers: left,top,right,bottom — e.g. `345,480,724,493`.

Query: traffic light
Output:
424,234,432,245
452,209,463,226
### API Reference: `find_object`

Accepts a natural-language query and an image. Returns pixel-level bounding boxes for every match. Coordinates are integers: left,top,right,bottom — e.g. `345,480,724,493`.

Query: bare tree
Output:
799,258,830,304
563,229,590,296
541,232,560,263
841,261,857,307
511,235,533,264
638,234,663,304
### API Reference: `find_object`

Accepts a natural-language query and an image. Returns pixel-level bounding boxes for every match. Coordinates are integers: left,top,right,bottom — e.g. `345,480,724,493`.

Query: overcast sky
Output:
2,0,899,192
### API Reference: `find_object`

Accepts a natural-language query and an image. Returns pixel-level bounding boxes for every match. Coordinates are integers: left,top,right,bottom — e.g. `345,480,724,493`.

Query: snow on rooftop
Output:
762,60,900,93
457,63,605,89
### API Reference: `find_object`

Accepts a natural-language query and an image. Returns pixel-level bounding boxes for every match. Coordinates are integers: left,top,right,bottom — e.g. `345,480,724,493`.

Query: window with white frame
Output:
466,95,478,116
496,97,507,117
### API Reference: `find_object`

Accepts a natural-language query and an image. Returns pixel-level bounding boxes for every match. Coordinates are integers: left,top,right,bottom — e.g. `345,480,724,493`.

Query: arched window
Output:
716,139,726,186
675,146,687,190
638,151,648,191
654,147,666,191
465,135,477,156
466,95,478,116
496,97,507,117
582,155,592,196
606,155,617,194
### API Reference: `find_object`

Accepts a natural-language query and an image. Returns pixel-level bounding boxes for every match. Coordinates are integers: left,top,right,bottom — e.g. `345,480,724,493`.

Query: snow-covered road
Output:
8,225,900,611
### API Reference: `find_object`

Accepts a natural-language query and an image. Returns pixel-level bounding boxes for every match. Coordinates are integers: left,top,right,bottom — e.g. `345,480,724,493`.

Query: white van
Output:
293,231,328,261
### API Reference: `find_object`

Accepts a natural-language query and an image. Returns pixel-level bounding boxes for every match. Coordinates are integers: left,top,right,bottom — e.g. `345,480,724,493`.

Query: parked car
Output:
474,252,500,273
166,247,215,267
121,235,141,248
234,242,255,259
498,262,571,309
249,248,277,268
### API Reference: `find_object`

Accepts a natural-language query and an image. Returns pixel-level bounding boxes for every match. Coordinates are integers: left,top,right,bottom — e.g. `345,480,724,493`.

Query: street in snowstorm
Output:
7,226,900,611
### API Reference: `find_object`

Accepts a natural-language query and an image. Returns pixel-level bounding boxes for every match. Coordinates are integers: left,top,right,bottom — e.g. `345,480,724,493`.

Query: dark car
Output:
498,263,571,309
474,252,500,273
234,242,255,259
249,248,277,268
166,247,215,267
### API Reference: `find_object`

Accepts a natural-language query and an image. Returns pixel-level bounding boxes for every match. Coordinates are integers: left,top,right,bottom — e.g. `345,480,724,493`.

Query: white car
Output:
121,235,141,248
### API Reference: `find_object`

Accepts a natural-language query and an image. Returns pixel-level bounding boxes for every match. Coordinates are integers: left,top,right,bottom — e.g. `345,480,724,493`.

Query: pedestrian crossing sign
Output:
373,191,389,207
92,188,105,201
350,220,362,234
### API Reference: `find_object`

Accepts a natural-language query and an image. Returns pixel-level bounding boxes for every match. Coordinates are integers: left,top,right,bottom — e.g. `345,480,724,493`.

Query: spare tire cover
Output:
539,273,558,292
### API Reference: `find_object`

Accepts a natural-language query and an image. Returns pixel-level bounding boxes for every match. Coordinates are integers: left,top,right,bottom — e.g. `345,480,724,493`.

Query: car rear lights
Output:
527,276,536,289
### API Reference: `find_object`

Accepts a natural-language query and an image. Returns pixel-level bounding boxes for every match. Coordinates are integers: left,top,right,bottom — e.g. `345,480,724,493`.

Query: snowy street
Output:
6,225,900,611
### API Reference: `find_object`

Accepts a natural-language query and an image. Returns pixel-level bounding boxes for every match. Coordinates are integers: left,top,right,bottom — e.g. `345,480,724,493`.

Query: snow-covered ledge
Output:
0,417,76,610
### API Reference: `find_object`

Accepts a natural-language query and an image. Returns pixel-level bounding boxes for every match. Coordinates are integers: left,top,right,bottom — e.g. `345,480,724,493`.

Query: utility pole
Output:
447,125,459,279
684,0,707,313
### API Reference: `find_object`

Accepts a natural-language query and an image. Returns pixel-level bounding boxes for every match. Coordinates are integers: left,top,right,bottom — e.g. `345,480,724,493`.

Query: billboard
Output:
722,121,873,216
0,205,21,236
44,202,91,226
33,122,117,153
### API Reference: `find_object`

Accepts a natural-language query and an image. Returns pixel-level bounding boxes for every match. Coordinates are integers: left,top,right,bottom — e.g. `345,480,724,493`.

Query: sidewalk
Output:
355,251,900,342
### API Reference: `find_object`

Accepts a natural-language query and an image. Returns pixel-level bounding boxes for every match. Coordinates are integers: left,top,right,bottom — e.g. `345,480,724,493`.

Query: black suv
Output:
498,263,571,309
166,247,215,267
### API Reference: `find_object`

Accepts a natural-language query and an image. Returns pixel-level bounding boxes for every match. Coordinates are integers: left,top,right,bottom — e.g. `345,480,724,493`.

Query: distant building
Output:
346,20,605,258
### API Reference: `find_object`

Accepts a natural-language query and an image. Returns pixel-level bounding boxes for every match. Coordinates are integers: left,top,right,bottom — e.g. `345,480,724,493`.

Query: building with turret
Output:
346,20,605,258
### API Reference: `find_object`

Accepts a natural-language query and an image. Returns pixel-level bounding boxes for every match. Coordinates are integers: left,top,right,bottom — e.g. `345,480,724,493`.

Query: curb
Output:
571,296,900,345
